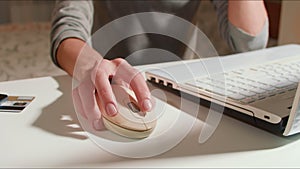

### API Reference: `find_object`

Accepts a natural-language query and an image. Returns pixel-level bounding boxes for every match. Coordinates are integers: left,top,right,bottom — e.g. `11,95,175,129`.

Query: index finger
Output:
113,59,152,112
91,60,118,117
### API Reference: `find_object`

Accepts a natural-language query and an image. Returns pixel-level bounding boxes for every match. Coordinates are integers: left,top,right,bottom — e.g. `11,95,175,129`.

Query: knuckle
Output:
100,59,110,65
91,60,109,80
112,58,127,66
94,69,107,81
130,69,141,80
131,67,139,75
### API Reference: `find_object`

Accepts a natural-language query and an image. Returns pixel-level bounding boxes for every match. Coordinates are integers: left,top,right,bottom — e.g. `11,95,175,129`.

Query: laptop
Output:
145,44,300,136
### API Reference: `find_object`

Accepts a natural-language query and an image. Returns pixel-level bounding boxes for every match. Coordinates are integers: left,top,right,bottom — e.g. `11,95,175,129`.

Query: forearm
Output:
228,0,267,36
50,0,94,70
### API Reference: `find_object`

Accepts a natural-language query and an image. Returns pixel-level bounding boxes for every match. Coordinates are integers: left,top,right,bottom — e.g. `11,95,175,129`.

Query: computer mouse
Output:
100,84,157,139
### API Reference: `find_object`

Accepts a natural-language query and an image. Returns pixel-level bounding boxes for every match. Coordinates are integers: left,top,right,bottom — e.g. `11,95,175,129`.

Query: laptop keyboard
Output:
186,56,300,104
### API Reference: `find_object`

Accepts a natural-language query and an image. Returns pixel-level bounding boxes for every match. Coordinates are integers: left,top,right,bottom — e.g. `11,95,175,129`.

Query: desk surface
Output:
1,75,300,168
1,45,300,167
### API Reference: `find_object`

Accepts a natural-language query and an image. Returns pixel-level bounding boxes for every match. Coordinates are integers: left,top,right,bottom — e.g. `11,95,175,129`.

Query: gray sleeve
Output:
50,0,94,67
211,0,269,53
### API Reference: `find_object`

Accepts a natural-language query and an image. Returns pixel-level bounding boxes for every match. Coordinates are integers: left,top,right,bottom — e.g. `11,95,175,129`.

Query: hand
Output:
72,58,153,130
58,38,153,130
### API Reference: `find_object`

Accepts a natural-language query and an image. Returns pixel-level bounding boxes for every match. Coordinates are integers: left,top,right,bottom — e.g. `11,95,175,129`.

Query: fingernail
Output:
106,103,118,116
93,119,102,130
142,99,152,111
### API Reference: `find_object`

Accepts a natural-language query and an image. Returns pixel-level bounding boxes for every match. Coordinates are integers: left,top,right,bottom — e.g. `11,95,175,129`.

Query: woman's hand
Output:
57,38,152,130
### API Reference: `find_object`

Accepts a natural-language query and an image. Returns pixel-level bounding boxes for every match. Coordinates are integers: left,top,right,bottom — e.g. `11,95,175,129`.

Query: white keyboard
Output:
186,56,300,104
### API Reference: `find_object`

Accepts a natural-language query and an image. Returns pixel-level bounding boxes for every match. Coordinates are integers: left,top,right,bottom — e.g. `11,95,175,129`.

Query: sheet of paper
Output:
283,82,300,136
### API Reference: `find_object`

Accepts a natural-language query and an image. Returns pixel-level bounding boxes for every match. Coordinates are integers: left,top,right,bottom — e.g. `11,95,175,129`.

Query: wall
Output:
0,1,54,24
278,1,300,45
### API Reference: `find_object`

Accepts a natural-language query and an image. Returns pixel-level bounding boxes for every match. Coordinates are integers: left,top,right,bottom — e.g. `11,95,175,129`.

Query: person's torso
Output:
92,0,201,65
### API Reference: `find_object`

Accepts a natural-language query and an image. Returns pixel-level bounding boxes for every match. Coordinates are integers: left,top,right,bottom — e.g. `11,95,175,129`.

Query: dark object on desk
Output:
0,95,35,113
0,94,8,102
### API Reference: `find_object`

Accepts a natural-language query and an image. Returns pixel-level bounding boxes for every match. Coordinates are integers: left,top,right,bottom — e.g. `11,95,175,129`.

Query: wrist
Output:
57,38,103,81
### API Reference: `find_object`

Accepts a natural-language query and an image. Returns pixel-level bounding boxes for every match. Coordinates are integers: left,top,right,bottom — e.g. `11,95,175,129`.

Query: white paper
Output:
283,82,300,136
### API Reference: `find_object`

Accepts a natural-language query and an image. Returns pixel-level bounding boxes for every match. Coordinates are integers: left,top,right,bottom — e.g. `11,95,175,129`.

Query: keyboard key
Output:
228,93,246,100
185,55,300,104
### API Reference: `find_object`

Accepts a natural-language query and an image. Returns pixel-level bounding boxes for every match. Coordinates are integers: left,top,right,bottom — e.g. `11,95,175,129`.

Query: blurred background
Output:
0,0,298,82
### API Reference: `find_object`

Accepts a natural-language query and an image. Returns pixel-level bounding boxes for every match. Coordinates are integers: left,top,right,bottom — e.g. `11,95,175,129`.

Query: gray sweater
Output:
51,0,268,66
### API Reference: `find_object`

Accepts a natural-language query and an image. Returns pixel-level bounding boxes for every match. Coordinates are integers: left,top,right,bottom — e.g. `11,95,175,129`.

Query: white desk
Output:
1,75,300,168
1,45,300,167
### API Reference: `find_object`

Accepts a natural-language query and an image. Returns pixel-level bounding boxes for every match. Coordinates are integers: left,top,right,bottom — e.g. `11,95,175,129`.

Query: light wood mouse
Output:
97,84,156,139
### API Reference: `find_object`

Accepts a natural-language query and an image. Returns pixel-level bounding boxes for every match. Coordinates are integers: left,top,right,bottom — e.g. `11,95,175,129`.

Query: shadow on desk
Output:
32,75,87,140
31,75,300,165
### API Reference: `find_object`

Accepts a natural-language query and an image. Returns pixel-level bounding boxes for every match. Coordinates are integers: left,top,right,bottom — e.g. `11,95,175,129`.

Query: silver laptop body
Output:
145,44,300,136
